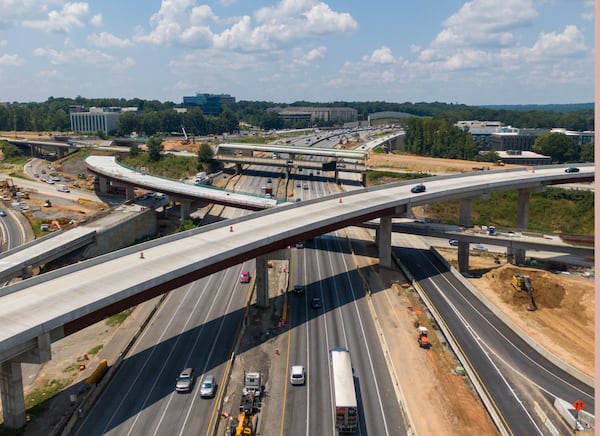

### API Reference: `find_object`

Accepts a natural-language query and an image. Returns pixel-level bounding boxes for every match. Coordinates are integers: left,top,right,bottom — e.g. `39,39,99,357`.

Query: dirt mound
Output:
483,265,566,310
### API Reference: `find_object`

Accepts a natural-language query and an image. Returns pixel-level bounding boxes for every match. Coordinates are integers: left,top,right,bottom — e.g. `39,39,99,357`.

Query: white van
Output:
56,184,70,192
290,365,305,385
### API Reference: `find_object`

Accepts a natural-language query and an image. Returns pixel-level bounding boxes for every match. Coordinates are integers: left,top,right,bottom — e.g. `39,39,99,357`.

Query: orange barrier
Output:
85,358,108,385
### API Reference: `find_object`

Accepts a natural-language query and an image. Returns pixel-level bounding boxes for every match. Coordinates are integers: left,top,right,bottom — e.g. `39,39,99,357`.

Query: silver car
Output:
199,374,216,398
176,368,194,393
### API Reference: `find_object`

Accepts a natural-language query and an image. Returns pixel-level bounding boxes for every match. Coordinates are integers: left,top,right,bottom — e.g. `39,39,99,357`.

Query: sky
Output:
0,0,595,106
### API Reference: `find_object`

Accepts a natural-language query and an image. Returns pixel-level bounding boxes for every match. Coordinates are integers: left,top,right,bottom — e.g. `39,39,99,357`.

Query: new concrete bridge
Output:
0,163,593,428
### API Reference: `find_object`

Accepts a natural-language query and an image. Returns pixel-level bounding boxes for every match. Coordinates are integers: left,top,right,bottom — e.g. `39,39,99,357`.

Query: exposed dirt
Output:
441,251,594,378
367,151,524,174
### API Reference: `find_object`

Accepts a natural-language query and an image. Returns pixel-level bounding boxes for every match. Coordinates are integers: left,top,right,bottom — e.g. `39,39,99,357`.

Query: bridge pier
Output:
235,163,242,174
376,215,392,268
98,176,109,194
125,186,135,201
179,199,191,221
457,199,473,273
0,333,51,429
255,249,289,307
514,189,531,265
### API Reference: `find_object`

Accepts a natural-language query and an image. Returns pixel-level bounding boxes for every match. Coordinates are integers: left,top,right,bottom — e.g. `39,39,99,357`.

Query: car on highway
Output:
293,284,304,295
448,239,459,246
175,368,195,393
0,210,6,217
472,244,488,251
311,297,322,309
240,271,251,283
199,374,216,398
411,184,426,193
290,365,305,385
564,167,580,173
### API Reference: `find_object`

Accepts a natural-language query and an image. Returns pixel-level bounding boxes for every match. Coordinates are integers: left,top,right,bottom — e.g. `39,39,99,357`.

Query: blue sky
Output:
0,0,594,105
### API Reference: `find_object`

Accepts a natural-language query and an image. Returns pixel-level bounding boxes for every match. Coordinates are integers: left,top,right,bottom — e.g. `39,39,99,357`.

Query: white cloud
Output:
90,13,103,28
33,39,114,65
0,54,24,66
0,1,49,28
294,45,327,65
0,40,7,47
136,0,356,54
435,0,537,49
528,25,587,60
23,2,90,33
363,46,397,65
88,32,134,48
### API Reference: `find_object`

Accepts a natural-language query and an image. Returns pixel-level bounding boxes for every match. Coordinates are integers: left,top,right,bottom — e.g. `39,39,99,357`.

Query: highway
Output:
0,159,593,433
281,168,406,435
393,238,594,435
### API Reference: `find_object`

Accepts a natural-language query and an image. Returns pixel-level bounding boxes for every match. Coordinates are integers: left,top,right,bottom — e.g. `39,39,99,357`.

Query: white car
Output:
472,244,488,251
290,365,305,385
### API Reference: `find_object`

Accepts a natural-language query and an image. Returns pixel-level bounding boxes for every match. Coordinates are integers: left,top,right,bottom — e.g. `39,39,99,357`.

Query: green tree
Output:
579,142,594,162
128,144,141,158
1,141,23,159
197,143,214,164
532,132,578,163
147,135,163,161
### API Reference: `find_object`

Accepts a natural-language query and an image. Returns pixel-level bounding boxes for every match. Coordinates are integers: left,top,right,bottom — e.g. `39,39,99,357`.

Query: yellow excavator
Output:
511,274,537,311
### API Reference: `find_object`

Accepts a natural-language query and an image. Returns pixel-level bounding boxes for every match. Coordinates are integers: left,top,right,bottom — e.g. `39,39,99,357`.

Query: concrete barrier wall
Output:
82,208,157,258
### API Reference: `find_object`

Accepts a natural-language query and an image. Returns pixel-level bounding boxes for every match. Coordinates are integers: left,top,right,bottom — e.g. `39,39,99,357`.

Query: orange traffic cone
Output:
229,225,234,232
140,252,145,259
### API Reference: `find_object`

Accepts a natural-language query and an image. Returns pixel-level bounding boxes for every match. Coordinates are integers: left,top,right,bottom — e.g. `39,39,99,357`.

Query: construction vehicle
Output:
230,371,263,435
417,326,430,348
511,274,537,311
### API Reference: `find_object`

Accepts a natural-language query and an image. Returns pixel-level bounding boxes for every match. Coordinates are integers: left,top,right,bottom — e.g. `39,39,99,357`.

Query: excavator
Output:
511,274,537,311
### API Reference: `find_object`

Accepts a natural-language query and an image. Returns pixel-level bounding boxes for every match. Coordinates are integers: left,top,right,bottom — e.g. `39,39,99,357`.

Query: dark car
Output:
448,239,459,246
411,184,426,193
293,284,304,295
564,167,580,173
0,210,6,217
311,297,322,309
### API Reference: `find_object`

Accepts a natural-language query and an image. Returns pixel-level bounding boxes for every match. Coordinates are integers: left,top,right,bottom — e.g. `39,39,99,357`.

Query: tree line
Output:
0,97,593,135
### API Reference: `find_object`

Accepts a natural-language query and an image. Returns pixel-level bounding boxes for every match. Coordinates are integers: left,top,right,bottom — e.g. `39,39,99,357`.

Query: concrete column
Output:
514,190,530,265
255,255,269,307
361,172,367,187
56,147,64,159
458,199,473,272
0,360,26,429
377,215,392,268
334,169,339,184
459,198,472,227
457,242,470,273
21,264,33,279
125,186,135,201
98,177,109,194
179,200,191,221
235,163,242,174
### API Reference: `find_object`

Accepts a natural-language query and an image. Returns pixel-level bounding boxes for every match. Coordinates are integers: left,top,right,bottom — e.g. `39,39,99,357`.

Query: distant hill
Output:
478,103,593,112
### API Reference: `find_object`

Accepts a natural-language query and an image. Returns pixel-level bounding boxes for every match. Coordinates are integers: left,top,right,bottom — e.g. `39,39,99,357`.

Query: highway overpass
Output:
0,163,593,428
85,155,278,212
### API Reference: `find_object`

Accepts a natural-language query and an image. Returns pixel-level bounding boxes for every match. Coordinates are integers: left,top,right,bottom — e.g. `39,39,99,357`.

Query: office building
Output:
69,107,132,134
182,93,235,116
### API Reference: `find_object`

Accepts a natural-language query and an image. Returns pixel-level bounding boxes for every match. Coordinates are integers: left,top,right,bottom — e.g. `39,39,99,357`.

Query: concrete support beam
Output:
457,242,470,273
56,147,65,159
98,176,109,194
255,249,290,308
21,264,33,279
255,254,270,307
19,333,51,364
179,200,191,221
361,172,367,187
458,199,473,271
0,360,26,429
125,186,135,201
514,190,531,265
235,163,242,174
376,215,392,268
459,198,473,228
